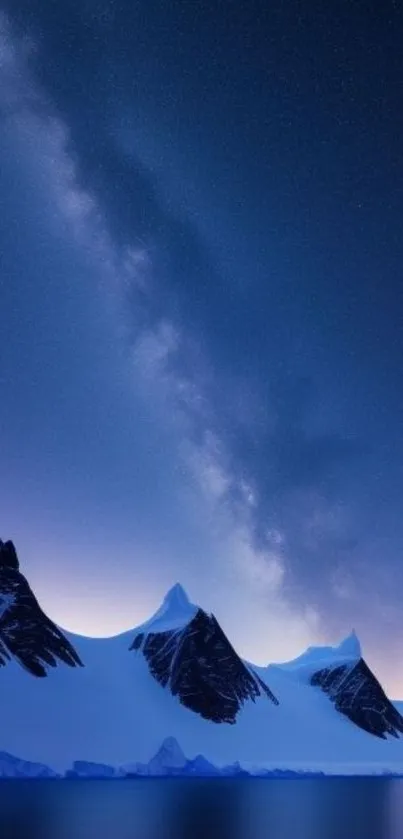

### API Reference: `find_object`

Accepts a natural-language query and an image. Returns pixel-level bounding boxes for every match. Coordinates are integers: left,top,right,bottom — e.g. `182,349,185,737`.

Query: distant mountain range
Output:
1,537,403,775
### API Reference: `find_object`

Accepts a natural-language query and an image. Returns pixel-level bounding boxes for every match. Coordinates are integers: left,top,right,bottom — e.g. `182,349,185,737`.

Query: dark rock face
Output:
0,539,83,677
130,607,278,723
311,657,403,739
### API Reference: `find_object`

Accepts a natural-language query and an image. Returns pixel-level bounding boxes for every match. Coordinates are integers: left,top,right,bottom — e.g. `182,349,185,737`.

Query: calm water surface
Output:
0,778,403,839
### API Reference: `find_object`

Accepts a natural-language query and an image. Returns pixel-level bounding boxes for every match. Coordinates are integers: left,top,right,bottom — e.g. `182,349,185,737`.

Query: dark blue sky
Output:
1,1,403,692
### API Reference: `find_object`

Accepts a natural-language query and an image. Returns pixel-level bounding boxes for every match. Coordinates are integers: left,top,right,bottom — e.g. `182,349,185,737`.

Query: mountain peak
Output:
337,629,361,659
0,540,19,571
163,583,191,610
150,736,186,771
131,583,197,639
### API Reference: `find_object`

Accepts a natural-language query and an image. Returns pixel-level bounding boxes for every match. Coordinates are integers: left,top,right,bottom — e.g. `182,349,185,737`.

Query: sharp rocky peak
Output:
0,540,19,571
0,538,83,677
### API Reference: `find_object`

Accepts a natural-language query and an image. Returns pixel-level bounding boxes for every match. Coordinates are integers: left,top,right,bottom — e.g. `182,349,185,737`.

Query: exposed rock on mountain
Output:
311,657,403,739
0,539,82,677
130,584,278,723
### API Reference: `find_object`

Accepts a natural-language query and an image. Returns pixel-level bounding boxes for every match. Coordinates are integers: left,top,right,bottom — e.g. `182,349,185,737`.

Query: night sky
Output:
1,2,403,693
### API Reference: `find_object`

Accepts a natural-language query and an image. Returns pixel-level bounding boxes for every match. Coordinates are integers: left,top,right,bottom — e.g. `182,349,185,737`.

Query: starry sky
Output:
1,1,403,693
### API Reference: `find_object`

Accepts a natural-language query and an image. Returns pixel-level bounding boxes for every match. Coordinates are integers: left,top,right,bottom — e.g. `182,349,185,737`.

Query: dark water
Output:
0,778,403,839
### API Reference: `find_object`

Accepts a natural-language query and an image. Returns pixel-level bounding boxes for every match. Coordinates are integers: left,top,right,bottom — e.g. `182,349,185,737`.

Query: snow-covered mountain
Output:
1,539,403,774
257,632,403,740
130,582,278,723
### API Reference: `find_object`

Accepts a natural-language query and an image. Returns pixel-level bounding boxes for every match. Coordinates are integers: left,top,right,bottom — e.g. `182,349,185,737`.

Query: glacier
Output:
2,737,402,779
0,751,58,778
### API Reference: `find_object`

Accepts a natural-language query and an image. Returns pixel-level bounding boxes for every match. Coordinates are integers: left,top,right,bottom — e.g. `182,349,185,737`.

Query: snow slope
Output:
266,631,362,679
0,617,403,773
1,539,403,773
0,619,281,771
